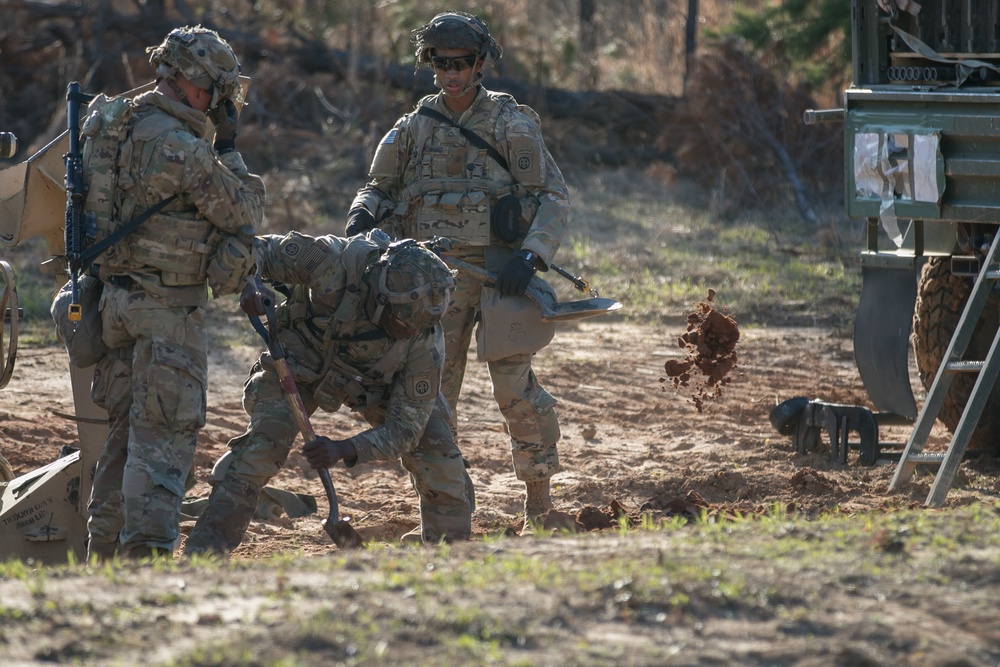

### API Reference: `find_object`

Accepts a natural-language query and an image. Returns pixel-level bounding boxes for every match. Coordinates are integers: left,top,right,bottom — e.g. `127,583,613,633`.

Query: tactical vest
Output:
84,99,217,286
275,233,407,410
394,95,515,247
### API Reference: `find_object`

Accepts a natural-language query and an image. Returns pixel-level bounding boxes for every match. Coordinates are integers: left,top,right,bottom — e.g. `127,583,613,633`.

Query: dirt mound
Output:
661,289,741,412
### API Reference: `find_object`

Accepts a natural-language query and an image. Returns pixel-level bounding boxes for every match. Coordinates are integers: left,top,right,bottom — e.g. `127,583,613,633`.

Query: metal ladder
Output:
889,234,1000,506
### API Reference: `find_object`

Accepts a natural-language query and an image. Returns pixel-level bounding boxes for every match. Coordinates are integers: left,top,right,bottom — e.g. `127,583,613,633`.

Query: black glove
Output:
345,208,377,236
210,98,239,153
303,436,358,469
239,277,275,318
495,254,535,297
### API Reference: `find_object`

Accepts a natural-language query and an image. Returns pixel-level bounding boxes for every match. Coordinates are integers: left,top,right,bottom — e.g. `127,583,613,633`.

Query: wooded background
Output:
0,0,848,226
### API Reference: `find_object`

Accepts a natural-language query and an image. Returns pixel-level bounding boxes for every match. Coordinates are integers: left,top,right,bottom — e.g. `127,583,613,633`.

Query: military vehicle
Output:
781,0,1000,501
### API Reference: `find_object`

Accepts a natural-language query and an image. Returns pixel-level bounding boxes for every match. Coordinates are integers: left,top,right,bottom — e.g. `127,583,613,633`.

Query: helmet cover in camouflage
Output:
147,25,243,108
369,239,456,338
411,12,502,68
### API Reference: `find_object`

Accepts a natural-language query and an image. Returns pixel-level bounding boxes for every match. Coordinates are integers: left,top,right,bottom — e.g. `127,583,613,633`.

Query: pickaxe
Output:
248,302,365,549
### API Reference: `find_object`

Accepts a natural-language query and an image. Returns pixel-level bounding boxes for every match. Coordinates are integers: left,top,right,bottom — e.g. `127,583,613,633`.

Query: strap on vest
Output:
80,194,179,269
416,106,510,172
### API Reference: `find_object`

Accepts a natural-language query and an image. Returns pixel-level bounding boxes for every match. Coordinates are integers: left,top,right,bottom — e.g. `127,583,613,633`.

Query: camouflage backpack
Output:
80,93,135,247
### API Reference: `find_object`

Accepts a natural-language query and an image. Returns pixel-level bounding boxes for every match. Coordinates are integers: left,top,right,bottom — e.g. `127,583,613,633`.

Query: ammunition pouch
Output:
476,278,557,361
416,189,491,246
313,359,391,411
51,276,109,368
491,194,521,243
103,212,216,285
207,233,259,298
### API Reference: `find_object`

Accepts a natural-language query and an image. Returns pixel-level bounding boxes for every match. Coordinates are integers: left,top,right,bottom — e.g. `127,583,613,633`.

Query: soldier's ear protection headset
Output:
369,239,455,330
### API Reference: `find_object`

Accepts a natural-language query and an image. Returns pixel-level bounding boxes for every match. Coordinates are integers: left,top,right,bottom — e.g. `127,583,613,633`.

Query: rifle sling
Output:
79,194,178,269
416,106,510,173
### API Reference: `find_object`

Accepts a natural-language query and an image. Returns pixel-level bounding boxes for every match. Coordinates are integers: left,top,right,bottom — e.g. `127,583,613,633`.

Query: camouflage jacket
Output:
106,90,265,306
351,86,569,269
257,232,446,465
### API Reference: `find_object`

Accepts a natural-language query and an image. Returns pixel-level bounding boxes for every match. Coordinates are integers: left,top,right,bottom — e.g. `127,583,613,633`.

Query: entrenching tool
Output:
248,304,365,549
426,239,622,322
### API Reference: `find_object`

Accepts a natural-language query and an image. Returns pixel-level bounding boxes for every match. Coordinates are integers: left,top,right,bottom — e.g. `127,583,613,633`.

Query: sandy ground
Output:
7,315,1000,665
3,314,997,561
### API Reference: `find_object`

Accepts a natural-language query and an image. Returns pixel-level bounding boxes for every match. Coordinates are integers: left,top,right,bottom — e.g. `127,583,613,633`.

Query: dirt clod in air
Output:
661,289,741,412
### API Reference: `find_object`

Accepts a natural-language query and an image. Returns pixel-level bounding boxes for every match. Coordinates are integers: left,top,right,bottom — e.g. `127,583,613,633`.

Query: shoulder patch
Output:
406,369,438,401
370,127,400,178
509,135,543,185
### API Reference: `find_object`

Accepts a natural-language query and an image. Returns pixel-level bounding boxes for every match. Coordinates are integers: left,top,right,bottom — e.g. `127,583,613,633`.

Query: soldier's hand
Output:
345,207,377,236
495,254,535,297
210,98,239,152
239,277,275,317
303,436,358,469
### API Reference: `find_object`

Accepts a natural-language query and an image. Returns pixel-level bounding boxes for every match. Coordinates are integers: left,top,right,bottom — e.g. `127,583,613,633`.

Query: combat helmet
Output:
147,25,243,109
411,11,502,68
367,239,456,339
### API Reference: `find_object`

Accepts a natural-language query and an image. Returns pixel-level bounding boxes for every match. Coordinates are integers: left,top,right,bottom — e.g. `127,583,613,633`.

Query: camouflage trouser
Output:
86,345,133,553
185,362,472,555
98,286,207,556
441,256,561,482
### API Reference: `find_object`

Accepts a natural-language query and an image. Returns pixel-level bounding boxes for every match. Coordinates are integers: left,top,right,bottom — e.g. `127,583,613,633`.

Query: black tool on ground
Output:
247,301,365,549
769,396,913,466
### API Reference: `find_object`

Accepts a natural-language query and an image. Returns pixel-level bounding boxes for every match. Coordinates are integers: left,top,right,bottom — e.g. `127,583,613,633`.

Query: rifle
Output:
63,81,93,326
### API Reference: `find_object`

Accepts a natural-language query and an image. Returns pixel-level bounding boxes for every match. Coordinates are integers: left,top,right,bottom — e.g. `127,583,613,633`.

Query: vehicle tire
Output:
912,257,1000,454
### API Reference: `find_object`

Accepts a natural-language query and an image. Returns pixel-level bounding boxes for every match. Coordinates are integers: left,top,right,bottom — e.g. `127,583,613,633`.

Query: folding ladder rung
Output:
944,360,984,373
903,452,945,465
890,231,1000,504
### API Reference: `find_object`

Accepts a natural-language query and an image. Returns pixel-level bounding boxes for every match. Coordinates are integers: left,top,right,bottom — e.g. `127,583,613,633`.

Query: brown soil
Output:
662,289,741,412
2,317,995,559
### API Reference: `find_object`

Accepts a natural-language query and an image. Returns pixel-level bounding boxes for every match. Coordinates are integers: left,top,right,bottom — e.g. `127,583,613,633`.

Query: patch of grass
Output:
4,506,1000,665
561,168,860,327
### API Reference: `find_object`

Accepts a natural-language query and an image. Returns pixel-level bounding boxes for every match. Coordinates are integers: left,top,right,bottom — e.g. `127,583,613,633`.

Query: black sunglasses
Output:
430,55,478,72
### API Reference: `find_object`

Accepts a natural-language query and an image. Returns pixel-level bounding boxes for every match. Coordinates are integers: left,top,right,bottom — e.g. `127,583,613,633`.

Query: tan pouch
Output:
476,284,556,362
51,276,109,368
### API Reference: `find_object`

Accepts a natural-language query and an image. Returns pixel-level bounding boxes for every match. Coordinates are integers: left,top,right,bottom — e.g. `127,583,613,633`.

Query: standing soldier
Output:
345,12,571,532
83,26,265,560
185,231,473,556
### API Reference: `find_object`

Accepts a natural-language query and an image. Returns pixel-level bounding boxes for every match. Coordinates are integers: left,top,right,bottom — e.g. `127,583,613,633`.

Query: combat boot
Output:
123,544,169,561
86,539,118,563
522,477,554,534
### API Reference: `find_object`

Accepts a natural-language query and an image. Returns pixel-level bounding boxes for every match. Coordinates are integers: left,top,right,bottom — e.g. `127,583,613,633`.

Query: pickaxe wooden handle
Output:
248,304,364,549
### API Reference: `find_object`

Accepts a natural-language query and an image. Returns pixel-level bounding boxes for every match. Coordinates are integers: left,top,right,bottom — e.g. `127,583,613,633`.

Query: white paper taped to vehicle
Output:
853,129,943,246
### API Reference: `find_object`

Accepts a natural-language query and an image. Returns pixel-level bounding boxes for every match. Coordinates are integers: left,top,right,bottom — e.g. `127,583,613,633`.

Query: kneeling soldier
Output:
185,230,472,555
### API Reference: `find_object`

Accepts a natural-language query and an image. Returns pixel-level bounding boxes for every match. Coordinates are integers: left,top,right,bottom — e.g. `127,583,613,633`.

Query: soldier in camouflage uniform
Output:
346,12,570,532
84,26,265,560
185,230,473,555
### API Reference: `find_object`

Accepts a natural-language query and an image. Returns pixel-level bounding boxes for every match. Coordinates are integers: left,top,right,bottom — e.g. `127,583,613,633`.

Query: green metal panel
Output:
845,89,1000,226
